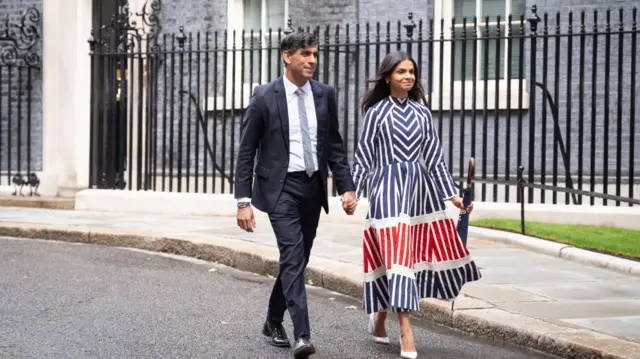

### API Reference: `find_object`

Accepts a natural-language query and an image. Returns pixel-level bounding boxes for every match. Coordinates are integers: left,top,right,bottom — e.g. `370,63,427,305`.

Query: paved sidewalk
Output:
1,207,639,358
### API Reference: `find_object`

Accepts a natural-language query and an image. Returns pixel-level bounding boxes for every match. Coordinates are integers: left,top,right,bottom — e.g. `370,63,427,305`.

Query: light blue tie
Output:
295,88,315,177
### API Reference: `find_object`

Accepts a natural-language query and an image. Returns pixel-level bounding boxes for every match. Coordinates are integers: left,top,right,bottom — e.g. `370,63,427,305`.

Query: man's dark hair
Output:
280,31,319,56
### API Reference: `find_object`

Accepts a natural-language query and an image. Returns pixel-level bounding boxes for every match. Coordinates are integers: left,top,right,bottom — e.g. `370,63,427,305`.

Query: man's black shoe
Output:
293,337,315,358
262,321,291,348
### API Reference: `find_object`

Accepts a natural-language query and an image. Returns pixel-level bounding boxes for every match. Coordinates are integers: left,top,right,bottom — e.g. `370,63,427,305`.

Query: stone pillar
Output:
40,0,92,197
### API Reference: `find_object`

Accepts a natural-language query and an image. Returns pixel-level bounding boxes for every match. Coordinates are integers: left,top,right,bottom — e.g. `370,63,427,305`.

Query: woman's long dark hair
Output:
361,51,427,115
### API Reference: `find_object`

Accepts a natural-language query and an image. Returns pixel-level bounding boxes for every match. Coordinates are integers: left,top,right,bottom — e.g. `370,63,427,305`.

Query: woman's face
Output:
387,59,415,95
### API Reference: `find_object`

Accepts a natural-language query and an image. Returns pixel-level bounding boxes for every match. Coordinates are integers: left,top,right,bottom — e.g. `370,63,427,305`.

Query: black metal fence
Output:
0,6,42,196
88,3,639,206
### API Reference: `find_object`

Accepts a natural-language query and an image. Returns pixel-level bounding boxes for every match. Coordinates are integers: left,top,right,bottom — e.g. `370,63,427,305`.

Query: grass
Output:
470,218,640,261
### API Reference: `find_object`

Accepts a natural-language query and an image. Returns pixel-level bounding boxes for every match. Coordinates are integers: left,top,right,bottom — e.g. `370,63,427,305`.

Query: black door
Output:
89,0,129,189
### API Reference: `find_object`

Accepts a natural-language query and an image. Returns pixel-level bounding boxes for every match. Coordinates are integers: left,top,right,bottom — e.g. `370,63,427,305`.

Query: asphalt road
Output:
0,236,558,359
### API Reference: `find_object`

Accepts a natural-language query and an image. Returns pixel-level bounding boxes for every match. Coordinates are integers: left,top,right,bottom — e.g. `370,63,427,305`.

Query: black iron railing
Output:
459,168,640,235
0,6,42,196
88,1,639,207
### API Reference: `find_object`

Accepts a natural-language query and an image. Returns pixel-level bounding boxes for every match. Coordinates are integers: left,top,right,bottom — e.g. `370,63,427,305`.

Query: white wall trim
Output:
40,0,93,196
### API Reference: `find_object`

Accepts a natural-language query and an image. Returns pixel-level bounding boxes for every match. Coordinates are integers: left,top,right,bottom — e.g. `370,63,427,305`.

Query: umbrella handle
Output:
465,158,475,189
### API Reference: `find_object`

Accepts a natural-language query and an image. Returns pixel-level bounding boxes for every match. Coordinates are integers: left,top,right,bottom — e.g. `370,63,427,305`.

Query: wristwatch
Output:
237,202,250,209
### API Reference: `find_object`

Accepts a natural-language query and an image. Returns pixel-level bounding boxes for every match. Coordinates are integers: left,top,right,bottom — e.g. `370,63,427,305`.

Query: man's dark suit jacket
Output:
234,76,356,214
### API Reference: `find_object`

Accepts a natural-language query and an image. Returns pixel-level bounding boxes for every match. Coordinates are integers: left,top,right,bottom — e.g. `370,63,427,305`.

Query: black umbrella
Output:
449,158,475,311
456,157,475,247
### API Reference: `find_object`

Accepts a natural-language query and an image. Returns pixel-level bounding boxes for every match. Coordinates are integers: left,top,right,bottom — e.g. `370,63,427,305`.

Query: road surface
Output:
0,236,557,359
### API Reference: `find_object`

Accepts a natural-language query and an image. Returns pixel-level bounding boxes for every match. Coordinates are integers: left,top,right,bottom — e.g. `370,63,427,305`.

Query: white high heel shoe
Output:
399,337,418,359
367,313,390,345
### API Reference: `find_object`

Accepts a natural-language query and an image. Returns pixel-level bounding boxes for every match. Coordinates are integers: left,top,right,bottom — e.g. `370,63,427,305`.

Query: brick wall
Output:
518,0,640,186
148,0,229,177
289,0,356,28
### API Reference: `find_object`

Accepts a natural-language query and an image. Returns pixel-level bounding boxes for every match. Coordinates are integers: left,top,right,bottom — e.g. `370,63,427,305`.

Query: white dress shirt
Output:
282,75,319,173
237,76,319,204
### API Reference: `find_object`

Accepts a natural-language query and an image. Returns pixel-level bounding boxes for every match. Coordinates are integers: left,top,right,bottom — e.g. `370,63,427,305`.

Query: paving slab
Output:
564,316,640,343
512,280,640,301
1,207,640,358
461,283,554,303
498,300,640,321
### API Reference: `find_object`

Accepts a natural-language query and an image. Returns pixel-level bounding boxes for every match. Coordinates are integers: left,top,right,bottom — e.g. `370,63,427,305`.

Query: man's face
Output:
283,45,319,80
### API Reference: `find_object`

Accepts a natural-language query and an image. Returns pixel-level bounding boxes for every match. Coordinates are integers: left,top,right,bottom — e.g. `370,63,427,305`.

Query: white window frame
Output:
238,0,288,84
432,0,529,111
206,0,288,111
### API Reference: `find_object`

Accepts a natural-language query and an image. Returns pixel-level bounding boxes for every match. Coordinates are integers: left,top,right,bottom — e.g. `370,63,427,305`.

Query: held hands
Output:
237,206,256,232
341,191,357,215
451,195,474,214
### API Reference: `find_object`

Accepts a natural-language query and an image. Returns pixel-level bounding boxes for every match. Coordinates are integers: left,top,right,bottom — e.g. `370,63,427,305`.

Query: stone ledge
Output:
1,222,639,359
0,195,75,210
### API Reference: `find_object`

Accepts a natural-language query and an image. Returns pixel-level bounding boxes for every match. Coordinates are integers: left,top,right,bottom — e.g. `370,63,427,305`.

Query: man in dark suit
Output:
234,31,357,358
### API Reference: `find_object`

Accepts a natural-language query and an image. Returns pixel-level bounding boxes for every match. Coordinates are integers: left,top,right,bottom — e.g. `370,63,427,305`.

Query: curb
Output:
0,196,75,210
17,186,640,280
1,223,639,359
469,227,640,278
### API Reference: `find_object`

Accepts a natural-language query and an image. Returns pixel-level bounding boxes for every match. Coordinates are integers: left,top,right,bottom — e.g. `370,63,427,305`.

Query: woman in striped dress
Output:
351,51,481,358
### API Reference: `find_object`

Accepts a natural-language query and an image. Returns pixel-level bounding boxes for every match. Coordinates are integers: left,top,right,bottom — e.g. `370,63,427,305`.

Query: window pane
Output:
263,0,286,80
243,34,262,83
479,25,505,80
511,0,526,18
454,26,476,81
243,0,261,31
482,0,505,19
506,22,523,79
454,0,477,20
266,1,285,30
450,1,526,81
263,33,283,81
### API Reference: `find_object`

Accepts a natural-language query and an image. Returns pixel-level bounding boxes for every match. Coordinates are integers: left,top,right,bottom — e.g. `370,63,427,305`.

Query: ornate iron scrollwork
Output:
0,6,42,196
89,0,162,53
0,6,41,67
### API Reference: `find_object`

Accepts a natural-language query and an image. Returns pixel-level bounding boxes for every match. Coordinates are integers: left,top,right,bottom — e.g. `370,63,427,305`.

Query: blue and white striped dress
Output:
352,96,481,314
